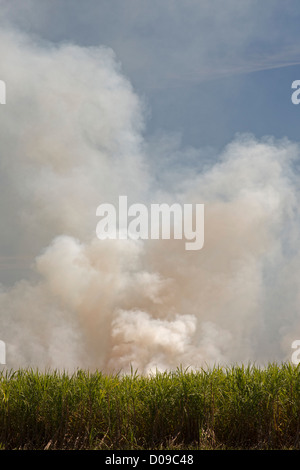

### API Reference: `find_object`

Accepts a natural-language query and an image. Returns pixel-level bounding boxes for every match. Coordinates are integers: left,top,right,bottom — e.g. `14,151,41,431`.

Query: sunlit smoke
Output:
1,28,300,373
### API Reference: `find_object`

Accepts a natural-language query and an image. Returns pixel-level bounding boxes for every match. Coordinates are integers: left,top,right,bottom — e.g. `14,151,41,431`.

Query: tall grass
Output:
0,363,300,449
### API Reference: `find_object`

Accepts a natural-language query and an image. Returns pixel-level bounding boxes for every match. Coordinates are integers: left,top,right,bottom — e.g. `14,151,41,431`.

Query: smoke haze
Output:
1,28,300,373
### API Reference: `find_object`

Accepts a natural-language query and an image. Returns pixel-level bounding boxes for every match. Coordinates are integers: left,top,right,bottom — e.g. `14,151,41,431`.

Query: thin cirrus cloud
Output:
1,0,300,88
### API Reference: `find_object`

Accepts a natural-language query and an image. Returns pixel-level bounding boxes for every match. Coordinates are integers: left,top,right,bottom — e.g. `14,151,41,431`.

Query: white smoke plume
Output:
1,28,300,373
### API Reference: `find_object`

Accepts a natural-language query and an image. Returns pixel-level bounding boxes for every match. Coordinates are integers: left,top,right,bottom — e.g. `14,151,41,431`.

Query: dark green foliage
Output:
0,363,300,449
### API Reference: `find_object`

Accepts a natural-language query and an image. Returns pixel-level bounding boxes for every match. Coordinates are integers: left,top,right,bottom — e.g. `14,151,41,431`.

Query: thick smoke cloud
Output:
1,28,300,373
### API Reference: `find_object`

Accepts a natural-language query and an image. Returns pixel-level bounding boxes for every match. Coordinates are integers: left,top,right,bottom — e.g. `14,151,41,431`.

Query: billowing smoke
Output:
1,28,300,373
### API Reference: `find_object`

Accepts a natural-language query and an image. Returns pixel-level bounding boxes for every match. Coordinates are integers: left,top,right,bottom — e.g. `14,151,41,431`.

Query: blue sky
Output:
1,0,300,150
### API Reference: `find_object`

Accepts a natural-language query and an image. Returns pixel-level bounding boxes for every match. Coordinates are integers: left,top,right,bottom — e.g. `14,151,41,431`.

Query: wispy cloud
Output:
2,1,300,89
